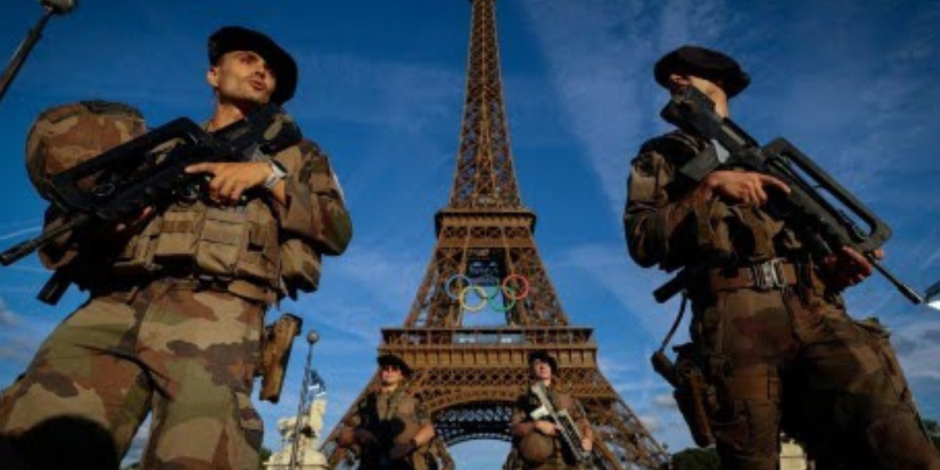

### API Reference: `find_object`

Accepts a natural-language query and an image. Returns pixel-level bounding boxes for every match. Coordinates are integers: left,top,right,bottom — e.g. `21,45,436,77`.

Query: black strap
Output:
657,292,688,354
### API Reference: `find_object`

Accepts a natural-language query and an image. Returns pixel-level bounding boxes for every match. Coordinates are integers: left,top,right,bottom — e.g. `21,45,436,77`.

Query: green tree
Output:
925,419,940,452
259,446,273,467
663,447,723,470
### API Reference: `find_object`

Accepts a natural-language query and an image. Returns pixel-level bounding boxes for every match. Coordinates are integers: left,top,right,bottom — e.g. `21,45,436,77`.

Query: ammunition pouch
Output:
152,201,281,287
651,344,718,447
255,313,302,403
110,212,163,277
279,238,321,300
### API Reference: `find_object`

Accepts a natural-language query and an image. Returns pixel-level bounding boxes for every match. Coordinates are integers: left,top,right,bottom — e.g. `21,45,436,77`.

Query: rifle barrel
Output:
870,258,924,304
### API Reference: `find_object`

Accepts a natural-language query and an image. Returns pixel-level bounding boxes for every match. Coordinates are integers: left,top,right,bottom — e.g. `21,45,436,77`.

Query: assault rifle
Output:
654,87,924,305
529,382,591,464
0,103,302,304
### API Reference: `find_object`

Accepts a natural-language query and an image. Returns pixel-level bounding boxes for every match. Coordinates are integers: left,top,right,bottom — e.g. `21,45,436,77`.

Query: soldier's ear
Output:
206,65,220,88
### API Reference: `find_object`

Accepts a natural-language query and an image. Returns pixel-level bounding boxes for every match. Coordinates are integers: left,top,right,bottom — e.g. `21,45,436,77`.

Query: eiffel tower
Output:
320,0,670,468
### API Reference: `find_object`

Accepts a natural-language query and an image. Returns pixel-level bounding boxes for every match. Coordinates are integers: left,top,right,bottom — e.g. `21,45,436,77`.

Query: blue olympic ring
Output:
444,274,530,313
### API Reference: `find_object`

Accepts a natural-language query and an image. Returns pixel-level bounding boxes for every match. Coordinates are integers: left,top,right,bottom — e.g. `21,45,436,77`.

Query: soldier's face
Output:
207,50,278,105
531,360,553,381
380,364,403,386
669,74,727,104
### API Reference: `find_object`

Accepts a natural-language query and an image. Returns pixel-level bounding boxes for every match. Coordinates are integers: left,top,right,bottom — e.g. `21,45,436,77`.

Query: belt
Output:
708,259,798,292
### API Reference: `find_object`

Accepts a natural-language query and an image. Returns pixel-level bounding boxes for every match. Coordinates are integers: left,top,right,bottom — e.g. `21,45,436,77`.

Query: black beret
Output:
377,354,413,376
654,45,750,98
208,26,298,105
527,351,558,373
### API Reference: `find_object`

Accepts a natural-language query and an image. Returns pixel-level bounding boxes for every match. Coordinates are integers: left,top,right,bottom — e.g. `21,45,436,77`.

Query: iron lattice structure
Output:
320,1,670,468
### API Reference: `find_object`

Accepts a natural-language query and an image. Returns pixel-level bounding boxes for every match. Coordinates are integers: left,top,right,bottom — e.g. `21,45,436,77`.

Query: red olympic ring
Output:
502,274,530,300
444,274,530,312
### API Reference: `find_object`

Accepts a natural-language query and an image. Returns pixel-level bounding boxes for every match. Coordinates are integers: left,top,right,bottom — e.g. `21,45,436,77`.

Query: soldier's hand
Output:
581,437,593,452
698,170,790,206
534,420,559,436
114,206,155,234
353,428,378,447
185,161,273,205
821,246,884,291
389,442,416,460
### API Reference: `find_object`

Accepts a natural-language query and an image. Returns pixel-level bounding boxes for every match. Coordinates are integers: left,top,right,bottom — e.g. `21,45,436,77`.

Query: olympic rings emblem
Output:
444,274,530,313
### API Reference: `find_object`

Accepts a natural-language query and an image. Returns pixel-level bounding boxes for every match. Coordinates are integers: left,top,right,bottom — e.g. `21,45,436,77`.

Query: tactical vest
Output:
655,131,791,265
357,388,429,469
112,198,279,288
29,101,323,304
515,389,568,468
109,142,324,303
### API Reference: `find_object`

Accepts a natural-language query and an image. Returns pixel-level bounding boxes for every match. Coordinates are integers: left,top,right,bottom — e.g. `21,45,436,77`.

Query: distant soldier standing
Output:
625,45,940,470
0,26,352,469
510,351,593,470
338,354,436,470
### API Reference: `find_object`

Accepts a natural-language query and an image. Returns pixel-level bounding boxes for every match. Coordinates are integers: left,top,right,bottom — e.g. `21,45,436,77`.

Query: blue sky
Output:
1,0,939,467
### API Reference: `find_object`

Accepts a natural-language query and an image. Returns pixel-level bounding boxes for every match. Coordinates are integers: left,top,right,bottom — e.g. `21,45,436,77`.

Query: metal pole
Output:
0,1,77,110
288,330,320,470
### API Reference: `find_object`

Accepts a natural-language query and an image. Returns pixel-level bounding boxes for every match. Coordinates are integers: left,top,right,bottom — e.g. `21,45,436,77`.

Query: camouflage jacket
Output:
350,387,431,465
38,132,352,304
624,130,804,272
268,139,352,255
510,384,590,468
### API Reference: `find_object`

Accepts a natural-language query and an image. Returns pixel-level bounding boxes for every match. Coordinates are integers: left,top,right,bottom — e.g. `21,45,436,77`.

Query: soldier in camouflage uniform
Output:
0,26,352,470
338,354,436,470
510,351,593,470
625,45,940,470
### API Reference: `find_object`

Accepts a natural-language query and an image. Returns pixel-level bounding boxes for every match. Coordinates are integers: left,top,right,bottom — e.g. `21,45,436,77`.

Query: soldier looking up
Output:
338,354,437,470
624,44,940,470
0,26,352,470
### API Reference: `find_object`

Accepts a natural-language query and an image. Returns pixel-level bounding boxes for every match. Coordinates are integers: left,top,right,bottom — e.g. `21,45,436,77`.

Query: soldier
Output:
338,354,437,470
510,351,593,470
0,26,352,470
625,45,940,470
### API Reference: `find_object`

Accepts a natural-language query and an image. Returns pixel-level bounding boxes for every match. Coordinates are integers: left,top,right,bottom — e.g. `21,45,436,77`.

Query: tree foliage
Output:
259,446,273,467
661,447,723,470
925,419,940,452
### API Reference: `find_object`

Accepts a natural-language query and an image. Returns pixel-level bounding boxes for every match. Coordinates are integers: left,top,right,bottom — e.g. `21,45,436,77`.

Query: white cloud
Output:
557,243,683,338
892,320,940,382
0,297,17,327
653,393,677,409
639,414,663,433
332,243,427,310
518,0,728,217
301,53,463,134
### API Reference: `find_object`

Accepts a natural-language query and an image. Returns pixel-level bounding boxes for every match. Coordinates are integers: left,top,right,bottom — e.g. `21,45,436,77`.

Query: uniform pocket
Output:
233,204,279,286
232,389,264,452
194,207,248,277
852,317,911,400
152,207,200,259
112,213,162,275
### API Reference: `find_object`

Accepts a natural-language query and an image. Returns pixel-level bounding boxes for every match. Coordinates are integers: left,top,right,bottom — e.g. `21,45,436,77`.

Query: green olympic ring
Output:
445,274,529,313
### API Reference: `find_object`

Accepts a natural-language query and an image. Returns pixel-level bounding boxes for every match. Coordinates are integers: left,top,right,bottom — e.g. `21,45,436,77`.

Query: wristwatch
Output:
263,160,288,190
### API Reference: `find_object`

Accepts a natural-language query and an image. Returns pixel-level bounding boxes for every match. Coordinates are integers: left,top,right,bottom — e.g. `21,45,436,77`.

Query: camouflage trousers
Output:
0,278,265,470
690,287,940,470
514,446,580,470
